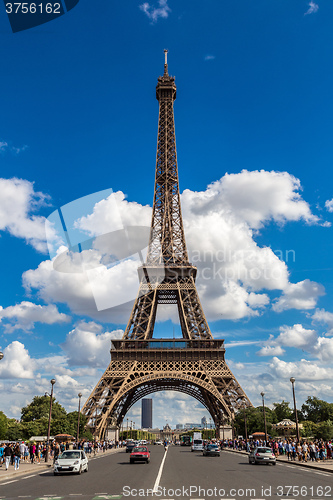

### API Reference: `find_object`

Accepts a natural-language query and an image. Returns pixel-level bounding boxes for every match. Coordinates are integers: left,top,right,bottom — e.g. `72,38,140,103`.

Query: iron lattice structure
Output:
82,52,252,439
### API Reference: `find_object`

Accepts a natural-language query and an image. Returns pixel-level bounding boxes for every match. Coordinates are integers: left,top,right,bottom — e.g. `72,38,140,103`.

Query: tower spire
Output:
164,48,168,76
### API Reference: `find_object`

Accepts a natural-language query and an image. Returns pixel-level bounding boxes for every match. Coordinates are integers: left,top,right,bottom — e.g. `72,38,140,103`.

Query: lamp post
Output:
45,378,56,462
243,403,248,442
77,393,82,444
290,377,300,443
127,418,128,440
0,352,3,361
260,392,267,444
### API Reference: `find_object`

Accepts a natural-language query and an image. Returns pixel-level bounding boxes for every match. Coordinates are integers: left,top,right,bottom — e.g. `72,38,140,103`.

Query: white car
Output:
54,450,88,475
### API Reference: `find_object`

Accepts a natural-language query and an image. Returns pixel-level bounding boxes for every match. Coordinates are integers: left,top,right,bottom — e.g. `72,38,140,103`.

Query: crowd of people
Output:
0,439,127,471
221,438,333,461
1,437,332,471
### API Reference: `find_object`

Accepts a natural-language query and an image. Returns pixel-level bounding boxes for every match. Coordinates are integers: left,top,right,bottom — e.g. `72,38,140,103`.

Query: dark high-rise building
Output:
141,398,153,429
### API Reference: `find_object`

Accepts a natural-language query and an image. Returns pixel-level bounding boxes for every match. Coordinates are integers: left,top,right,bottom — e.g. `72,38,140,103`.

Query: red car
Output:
130,446,150,464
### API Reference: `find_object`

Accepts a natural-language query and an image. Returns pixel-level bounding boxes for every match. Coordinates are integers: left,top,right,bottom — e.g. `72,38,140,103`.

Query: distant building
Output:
184,423,203,429
141,398,153,429
176,424,184,430
201,416,207,428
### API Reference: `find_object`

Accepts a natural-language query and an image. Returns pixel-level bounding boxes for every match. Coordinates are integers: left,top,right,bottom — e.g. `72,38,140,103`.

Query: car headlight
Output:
73,460,79,465
54,461,59,466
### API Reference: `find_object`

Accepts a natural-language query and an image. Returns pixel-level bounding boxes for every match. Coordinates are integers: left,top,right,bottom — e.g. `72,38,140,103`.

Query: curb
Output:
0,463,51,482
0,447,124,483
223,448,333,474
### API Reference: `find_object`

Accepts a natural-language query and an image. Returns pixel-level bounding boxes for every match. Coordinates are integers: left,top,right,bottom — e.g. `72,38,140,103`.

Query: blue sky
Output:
1,0,333,430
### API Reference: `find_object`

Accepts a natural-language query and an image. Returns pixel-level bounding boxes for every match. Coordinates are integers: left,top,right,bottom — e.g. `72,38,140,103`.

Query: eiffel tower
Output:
82,51,252,439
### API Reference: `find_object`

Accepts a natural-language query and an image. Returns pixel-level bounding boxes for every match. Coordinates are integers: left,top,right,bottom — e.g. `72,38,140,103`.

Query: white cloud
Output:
257,345,285,356
305,1,319,15
325,199,333,212
204,55,215,61
255,322,333,368
269,356,333,381
312,308,333,335
0,301,70,333
0,178,52,252
200,170,319,230
139,0,171,23
75,191,151,237
272,279,325,312
0,341,36,379
0,140,27,155
61,321,123,367
312,337,333,362
276,323,317,348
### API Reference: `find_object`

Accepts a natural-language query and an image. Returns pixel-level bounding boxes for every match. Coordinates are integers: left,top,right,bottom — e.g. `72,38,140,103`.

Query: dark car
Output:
203,444,220,457
126,441,136,453
130,446,150,464
248,447,276,465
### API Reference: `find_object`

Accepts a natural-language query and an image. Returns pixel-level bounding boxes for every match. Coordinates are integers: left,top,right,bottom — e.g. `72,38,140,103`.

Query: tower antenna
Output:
164,49,168,75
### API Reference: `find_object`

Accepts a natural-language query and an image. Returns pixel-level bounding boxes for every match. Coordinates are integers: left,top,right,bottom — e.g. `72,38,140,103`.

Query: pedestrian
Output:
4,443,12,470
53,442,60,463
29,442,35,463
13,443,21,471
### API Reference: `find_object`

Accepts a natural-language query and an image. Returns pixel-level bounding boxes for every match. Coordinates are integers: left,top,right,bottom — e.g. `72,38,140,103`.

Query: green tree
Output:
272,401,293,422
235,406,276,437
66,411,92,439
313,420,333,441
0,411,8,439
21,395,67,422
301,397,333,423
6,419,24,441
301,420,315,437
21,419,46,440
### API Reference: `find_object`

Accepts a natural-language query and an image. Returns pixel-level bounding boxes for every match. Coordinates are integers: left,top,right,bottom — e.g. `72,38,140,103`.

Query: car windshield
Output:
208,445,218,449
133,447,147,452
59,451,81,459
257,448,273,453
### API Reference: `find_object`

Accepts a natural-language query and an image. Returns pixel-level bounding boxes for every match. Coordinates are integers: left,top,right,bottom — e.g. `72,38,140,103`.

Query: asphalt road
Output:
0,446,332,500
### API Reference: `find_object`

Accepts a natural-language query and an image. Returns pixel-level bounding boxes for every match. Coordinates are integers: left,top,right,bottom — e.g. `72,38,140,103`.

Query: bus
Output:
180,435,192,446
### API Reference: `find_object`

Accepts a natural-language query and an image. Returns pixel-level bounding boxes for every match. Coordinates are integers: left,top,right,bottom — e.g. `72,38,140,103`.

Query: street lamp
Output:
0,352,3,361
260,392,267,444
77,393,82,444
290,377,300,442
243,402,248,442
45,378,56,462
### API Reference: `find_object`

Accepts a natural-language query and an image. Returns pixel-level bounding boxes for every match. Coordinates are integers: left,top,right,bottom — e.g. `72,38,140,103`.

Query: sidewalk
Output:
0,447,124,483
224,447,333,473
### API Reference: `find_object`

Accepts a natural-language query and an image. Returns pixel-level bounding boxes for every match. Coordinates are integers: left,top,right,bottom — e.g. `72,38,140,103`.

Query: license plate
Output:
263,457,270,460
62,466,69,468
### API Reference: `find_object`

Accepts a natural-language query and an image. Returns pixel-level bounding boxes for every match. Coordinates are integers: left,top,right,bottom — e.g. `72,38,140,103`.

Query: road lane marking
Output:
22,475,37,479
153,447,168,493
314,472,330,476
0,480,18,485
